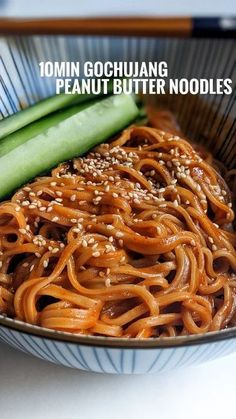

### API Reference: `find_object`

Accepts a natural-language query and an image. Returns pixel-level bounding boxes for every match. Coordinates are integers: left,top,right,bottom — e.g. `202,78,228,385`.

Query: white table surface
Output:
1,341,236,419
1,2,236,419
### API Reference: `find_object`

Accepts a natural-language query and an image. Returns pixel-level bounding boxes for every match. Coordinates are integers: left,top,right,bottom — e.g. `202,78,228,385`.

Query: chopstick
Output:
0,17,235,37
0,17,192,37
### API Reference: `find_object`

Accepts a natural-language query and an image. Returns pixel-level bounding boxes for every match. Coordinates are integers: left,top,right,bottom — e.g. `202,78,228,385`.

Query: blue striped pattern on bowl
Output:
1,321,236,373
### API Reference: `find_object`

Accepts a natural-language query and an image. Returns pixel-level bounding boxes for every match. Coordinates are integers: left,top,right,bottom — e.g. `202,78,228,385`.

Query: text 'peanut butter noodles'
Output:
0,117,235,338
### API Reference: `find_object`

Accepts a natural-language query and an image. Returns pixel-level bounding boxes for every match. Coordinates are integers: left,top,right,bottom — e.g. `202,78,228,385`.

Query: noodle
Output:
0,122,235,338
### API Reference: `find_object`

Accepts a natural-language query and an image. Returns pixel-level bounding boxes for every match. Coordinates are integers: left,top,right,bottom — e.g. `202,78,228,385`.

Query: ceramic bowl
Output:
0,34,235,373
1,316,236,373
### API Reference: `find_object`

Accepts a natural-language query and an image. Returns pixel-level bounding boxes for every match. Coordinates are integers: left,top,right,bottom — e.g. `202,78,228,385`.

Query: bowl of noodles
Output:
0,34,235,374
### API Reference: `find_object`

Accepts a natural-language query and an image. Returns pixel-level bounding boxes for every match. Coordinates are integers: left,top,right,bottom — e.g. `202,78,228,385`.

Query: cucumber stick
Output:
0,101,95,157
0,94,138,199
0,81,114,140
0,93,94,140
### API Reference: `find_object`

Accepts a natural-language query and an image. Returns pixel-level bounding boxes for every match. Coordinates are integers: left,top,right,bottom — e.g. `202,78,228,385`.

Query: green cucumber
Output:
0,101,97,157
0,81,114,140
0,94,138,199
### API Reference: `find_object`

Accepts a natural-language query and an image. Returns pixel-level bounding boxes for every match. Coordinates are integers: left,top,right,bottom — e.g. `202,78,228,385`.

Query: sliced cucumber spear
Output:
0,81,114,140
0,94,138,199
0,101,96,158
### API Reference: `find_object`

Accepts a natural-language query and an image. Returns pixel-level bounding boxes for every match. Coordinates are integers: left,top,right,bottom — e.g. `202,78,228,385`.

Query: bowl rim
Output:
1,315,236,348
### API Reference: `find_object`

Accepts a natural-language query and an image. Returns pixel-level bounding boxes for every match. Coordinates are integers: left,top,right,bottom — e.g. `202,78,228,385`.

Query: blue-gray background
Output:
0,0,235,17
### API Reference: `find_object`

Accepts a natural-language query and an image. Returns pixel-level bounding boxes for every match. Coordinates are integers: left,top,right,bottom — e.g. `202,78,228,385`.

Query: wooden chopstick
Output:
0,17,192,37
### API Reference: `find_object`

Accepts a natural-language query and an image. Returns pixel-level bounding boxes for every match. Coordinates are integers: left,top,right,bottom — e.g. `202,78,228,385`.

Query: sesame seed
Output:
92,251,100,258
105,278,111,287
22,262,29,268
19,228,27,234
156,226,161,234
115,232,124,238
43,260,49,268
52,216,59,222
72,228,80,233
212,245,217,251
70,194,76,202
173,200,178,207
22,200,30,207
99,271,105,277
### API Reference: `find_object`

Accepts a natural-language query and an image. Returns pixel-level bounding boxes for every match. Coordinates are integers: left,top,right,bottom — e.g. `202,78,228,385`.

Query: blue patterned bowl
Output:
0,35,235,373
1,316,236,373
